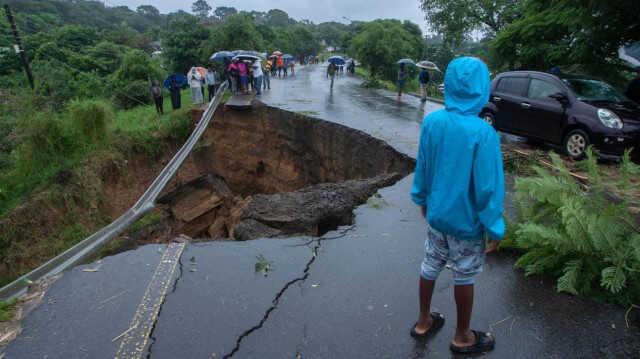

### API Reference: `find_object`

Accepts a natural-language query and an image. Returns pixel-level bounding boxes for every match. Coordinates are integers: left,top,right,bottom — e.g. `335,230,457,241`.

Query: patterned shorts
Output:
420,223,486,285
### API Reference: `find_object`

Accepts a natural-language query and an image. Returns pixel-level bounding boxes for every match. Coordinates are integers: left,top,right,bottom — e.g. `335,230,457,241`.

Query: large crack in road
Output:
221,226,354,358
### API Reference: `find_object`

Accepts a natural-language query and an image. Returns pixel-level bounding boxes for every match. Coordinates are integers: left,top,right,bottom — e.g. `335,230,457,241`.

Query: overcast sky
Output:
109,0,428,33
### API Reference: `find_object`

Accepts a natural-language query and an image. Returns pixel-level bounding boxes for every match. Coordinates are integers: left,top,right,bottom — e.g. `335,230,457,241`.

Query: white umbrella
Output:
417,60,441,72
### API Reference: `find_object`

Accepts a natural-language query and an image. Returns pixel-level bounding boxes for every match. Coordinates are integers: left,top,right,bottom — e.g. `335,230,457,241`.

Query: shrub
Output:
512,149,640,305
68,99,112,144
112,80,152,110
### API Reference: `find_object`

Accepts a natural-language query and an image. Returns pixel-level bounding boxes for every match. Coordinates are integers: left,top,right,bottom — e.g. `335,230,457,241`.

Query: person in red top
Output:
277,56,284,78
237,61,248,94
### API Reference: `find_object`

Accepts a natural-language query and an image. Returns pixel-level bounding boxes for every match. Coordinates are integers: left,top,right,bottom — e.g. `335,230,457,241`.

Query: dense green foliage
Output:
511,150,640,305
420,0,519,46
349,19,424,83
490,0,640,86
420,0,639,86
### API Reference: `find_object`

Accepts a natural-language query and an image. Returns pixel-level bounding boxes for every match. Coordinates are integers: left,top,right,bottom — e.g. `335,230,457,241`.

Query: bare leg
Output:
414,277,436,333
452,284,476,346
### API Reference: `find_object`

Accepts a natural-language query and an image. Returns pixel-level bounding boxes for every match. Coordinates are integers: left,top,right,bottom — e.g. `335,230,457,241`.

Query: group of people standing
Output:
269,56,295,78
226,58,271,96
188,67,220,105
149,66,220,115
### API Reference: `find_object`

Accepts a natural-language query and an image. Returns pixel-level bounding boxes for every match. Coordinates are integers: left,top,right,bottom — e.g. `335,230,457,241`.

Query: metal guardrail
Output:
0,82,229,300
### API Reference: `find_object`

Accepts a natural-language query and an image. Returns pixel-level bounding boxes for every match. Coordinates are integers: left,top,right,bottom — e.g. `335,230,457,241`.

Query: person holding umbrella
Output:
165,74,183,110
419,67,430,102
327,62,337,89
252,61,264,95
263,60,272,91
277,56,284,78
188,67,204,104
397,63,408,99
237,59,248,94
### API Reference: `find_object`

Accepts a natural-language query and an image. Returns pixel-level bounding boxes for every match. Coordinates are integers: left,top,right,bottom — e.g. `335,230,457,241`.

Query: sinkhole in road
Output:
130,103,415,244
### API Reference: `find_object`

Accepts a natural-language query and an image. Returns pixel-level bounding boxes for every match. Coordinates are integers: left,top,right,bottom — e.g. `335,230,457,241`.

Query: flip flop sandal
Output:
410,312,445,339
450,330,495,354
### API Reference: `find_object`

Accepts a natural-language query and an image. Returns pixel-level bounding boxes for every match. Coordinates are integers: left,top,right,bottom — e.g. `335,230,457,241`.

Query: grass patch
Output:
0,298,17,322
366,194,388,209
129,211,164,232
354,67,443,100
0,89,198,285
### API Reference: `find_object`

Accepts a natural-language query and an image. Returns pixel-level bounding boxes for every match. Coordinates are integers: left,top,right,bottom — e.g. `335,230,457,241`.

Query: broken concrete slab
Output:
171,190,223,223
230,173,405,239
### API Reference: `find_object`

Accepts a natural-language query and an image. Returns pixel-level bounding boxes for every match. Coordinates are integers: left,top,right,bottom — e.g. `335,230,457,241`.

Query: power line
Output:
3,4,33,89
46,57,150,107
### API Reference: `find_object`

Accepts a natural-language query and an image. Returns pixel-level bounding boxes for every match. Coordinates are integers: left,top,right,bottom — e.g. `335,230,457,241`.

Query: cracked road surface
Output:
4,65,639,358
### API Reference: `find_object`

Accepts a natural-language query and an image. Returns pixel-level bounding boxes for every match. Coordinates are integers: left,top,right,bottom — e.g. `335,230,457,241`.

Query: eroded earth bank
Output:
122,102,415,246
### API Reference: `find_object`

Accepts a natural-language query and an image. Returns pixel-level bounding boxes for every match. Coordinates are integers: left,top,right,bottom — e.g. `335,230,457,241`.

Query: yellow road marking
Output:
114,242,185,359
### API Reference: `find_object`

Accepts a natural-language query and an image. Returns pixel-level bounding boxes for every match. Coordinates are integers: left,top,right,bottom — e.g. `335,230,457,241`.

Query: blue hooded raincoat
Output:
411,57,505,240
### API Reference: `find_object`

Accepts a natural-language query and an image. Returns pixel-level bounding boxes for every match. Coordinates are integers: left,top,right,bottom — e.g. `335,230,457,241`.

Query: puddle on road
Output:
109,103,414,253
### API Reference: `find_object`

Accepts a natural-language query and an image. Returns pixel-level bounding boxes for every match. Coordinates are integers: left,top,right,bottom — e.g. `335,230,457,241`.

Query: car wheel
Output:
563,129,590,160
481,111,495,126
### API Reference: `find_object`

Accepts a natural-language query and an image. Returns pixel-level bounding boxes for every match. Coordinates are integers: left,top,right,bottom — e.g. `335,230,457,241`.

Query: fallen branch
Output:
510,148,589,182
624,304,639,329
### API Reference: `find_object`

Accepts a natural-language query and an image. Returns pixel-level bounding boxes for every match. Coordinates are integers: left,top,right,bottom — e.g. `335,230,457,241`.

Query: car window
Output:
528,78,562,100
496,77,528,96
562,78,630,103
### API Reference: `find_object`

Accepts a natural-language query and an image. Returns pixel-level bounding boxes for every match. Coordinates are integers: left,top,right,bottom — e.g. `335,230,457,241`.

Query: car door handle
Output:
493,96,502,102
521,102,531,109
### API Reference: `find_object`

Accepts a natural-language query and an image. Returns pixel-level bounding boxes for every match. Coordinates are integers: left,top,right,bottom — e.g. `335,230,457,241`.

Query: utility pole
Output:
4,5,34,89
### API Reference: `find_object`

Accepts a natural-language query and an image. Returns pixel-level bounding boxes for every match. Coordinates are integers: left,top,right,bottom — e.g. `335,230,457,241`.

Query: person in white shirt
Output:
252,61,264,95
187,67,203,104
205,66,218,101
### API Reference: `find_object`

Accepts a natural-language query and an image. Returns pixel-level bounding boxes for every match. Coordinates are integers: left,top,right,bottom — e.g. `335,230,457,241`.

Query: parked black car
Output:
481,71,640,159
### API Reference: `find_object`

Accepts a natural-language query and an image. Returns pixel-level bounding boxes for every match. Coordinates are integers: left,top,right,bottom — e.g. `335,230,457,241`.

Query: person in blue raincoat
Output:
409,57,503,355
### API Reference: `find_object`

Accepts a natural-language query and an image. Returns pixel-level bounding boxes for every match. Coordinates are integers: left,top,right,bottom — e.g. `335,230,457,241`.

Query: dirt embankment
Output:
144,103,415,242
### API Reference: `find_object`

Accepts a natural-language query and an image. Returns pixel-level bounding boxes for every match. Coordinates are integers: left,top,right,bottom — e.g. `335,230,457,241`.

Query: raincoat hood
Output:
444,57,490,116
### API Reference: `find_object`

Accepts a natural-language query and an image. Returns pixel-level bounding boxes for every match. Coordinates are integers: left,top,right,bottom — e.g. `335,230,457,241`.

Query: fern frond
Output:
601,266,626,293
558,197,592,253
557,259,582,295
515,223,563,249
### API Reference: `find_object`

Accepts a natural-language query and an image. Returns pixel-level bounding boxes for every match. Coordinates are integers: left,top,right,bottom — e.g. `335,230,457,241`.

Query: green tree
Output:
191,0,212,19
136,5,160,18
52,25,99,51
110,49,163,109
213,6,237,22
266,9,290,27
490,0,640,86
287,25,320,57
349,19,424,81
162,16,210,72
316,22,349,49
215,14,265,51
420,0,520,46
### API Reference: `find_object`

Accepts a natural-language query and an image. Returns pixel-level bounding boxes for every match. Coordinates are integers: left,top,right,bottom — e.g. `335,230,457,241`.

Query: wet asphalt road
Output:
5,65,639,358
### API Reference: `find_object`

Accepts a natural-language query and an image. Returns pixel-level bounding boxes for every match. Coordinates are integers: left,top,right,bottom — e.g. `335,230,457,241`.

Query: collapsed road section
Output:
124,102,415,246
